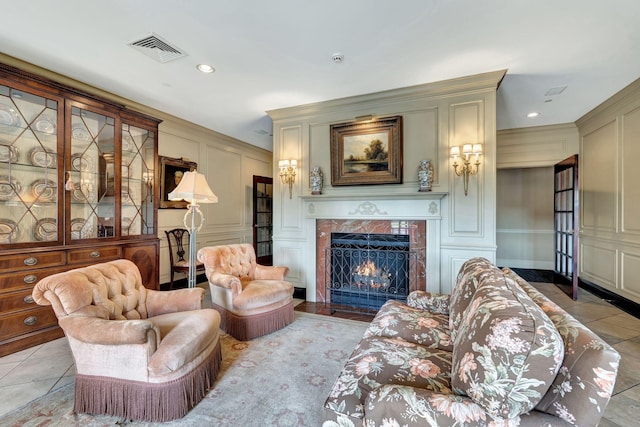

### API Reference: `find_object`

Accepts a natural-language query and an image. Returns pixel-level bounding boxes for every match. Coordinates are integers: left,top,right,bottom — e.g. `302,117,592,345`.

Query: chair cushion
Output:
451,274,564,419
233,279,293,311
148,308,221,376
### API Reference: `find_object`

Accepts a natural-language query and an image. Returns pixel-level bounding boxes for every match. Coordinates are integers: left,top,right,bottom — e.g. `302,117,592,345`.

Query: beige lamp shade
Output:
168,171,218,203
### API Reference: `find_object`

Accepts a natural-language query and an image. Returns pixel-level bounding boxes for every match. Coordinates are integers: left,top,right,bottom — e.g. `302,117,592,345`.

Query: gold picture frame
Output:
330,116,403,186
159,156,197,208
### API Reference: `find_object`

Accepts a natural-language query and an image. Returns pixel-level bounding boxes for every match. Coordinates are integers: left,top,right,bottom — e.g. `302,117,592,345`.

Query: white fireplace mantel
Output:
301,192,447,220
301,192,446,301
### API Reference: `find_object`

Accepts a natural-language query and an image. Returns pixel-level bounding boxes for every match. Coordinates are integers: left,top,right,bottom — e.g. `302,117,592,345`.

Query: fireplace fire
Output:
352,259,391,289
326,232,415,312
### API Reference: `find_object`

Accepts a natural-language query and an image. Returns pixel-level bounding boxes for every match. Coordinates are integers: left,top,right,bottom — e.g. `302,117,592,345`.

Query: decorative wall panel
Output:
581,120,617,232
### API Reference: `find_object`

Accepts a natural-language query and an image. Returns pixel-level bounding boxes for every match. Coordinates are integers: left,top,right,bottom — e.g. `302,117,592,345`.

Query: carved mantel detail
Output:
348,201,388,216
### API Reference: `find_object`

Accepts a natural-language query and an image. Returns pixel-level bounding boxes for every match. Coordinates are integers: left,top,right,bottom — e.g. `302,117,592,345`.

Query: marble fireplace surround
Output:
302,193,445,303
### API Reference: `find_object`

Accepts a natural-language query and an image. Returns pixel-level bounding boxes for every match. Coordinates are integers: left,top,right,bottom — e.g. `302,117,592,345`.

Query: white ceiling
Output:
2,1,639,151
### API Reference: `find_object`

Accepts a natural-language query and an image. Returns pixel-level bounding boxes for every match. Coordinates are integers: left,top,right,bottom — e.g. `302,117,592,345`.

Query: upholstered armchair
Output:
32,259,222,422
197,243,294,340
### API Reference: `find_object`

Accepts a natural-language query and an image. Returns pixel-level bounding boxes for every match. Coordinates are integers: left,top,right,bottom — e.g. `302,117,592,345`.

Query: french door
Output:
252,175,273,265
554,155,579,300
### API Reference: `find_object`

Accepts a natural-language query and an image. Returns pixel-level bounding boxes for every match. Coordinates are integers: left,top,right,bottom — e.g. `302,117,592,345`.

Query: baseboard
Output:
579,278,640,318
500,267,556,283
503,267,640,319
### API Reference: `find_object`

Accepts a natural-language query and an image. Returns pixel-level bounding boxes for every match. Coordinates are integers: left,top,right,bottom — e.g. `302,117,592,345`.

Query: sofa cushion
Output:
504,268,621,426
324,336,452,422
363,299,452,351
363,384,574,427
448,257,499,342
407,290,450,314
451,273,564,418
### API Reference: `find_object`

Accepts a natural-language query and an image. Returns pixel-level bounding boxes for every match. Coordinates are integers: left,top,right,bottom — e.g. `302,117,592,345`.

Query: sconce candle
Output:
451,143,482,196
279,159,297,199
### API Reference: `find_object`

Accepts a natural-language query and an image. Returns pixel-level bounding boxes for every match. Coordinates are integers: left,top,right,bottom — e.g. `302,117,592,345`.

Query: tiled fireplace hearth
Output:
301,193,445,303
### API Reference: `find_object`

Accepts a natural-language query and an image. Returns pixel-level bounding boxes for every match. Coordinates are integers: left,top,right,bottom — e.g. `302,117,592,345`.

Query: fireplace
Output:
303,196,444,304
326,232,416,312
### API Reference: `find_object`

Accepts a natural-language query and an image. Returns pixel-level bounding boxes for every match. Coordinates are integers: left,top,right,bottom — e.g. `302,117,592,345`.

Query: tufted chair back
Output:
33,259,150,321
198,243,258,280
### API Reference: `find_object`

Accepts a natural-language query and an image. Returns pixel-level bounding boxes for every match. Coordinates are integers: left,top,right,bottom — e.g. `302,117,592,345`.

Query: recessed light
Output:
526,112,540,118
196,64,215,73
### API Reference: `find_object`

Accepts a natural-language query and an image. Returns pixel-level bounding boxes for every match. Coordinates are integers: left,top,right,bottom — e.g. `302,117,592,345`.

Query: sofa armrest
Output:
59,316,159,347
145,287,204,317
254,264,289,280
407,290,450,314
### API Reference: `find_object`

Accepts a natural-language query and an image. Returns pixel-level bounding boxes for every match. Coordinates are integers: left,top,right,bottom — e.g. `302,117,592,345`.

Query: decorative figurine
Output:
310,166,323,195
418,159,434,192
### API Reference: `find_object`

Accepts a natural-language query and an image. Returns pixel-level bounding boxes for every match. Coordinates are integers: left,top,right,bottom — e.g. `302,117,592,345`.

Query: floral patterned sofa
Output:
323,257,620,427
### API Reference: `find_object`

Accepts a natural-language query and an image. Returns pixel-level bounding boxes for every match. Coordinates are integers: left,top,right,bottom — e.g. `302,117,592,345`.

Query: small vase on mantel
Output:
417,159,434,192
310,166,323,195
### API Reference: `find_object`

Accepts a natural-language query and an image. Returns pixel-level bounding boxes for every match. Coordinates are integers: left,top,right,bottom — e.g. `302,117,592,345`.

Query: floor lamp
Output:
168,170,218,288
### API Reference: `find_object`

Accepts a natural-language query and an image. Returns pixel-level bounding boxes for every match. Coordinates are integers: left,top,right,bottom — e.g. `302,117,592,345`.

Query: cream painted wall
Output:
156,119,272,285
496,167,555,269
0,54,273,286
268,71,505,300
576,76,640,304
496,124,579,270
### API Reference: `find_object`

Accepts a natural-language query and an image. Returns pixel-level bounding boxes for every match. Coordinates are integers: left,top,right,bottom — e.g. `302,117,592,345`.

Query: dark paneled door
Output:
554,155,579,300
253,175,273,266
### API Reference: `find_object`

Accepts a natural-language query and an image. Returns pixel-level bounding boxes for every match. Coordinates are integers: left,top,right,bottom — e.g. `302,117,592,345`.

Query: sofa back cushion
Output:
32,259,148,320
197,243,257,279
449,257,500,342
504,268,621,427
451,272,564,419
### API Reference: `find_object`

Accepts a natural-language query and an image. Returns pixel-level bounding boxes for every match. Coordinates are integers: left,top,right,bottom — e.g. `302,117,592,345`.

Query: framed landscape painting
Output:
330,116,403,186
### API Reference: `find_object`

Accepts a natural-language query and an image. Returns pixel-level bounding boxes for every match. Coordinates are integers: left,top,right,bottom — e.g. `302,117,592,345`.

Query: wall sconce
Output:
278,159,297,199
450,143,482,196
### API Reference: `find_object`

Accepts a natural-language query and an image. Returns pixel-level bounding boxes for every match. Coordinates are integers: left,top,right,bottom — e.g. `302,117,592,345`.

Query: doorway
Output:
252,175,273,265
554,155,579,300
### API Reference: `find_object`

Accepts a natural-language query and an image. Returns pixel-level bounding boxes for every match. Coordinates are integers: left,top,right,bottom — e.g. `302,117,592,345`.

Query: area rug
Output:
0,312,368,427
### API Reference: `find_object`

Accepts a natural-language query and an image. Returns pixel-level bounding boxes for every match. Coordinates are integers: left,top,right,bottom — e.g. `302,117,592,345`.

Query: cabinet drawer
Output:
67,246,121,264
0,266,70,293
0,306,59,342
0,251,66,274
0,288,39,313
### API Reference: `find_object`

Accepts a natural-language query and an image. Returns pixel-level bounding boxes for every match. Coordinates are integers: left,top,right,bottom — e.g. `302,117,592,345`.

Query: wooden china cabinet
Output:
0,63,161,356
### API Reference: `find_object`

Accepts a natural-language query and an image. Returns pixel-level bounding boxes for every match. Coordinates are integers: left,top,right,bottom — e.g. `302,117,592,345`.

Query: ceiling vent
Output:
128,33,187,63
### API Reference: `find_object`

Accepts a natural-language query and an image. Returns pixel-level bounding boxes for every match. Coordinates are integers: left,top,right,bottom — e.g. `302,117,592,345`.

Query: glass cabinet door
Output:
0,83,62,245
67,105,116,240
121,123,155,236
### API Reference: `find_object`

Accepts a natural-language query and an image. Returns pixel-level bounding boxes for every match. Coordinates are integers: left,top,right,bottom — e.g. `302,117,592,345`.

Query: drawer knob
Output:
23,295,35,304
90,251,101,258
24,257,38,266
24,316,38,326
24,274,38,284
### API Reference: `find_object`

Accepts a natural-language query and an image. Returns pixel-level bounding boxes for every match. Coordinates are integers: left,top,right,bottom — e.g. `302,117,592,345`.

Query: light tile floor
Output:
0,282,638,426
